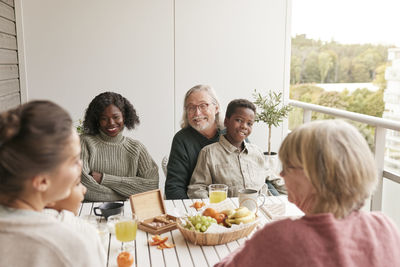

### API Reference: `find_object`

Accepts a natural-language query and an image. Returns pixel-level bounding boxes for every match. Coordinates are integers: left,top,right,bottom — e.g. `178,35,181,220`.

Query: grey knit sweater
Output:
80,131,159,201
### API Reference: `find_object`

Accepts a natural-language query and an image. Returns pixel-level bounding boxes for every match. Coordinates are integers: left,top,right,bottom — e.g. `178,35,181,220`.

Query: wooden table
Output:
79,196,290,267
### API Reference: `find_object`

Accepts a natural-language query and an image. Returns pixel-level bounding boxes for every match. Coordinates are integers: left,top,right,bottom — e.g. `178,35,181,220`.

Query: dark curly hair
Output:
83,92,140,135
225,99,256,118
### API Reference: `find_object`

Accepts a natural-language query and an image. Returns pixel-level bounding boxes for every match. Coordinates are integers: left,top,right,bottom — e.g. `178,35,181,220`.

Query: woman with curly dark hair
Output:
80,92,159,201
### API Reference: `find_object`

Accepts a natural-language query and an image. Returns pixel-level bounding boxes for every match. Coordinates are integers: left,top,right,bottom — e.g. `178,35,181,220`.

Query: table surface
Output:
79,196,290,267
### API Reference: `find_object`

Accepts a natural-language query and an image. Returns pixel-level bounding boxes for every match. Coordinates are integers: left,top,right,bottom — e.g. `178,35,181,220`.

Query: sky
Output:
291,0,400,47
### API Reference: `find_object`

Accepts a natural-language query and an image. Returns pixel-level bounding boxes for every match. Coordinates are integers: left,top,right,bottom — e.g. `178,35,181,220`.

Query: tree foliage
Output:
291,34,392,84
289,84,385,149
373,63,387,90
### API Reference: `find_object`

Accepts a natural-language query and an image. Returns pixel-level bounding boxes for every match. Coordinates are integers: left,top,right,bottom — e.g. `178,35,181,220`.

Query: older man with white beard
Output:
165,84,224,199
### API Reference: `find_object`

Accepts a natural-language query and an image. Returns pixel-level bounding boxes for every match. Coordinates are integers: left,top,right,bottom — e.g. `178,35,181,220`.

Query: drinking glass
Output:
109,214,138,252
81,215,109,247
208,184,228,203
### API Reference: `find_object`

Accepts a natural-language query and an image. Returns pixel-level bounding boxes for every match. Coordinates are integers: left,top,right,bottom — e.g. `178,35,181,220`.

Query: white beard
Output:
192,122,209,132
190,116,211,132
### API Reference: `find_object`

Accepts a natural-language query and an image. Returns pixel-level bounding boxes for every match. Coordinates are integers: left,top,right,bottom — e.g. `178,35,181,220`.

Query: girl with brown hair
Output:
0,100,105,267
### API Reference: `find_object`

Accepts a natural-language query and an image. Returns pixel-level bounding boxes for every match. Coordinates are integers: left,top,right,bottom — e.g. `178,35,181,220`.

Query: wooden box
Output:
129,189,177,235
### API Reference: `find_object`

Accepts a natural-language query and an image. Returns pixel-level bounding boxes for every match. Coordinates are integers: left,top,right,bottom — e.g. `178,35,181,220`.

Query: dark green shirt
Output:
165,127,221,199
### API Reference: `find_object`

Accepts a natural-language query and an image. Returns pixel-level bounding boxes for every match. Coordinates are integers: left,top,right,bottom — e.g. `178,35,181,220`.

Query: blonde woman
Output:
216,120,400,267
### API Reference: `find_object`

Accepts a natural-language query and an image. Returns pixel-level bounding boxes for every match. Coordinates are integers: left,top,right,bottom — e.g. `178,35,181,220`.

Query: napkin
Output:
261,202,304,221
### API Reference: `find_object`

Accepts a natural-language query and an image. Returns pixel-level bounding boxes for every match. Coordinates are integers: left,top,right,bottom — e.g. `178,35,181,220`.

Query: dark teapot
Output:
93,202,124,219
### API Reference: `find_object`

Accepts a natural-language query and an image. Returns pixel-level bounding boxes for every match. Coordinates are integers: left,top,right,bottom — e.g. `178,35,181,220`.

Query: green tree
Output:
337,57,352,82
290,84,324,102
289,84,384,150
347,88,372,113
289,84,324,129
359,48,384,79
350,62,369,82
303,51,320,82
290,54,302,84
318,50,338,83
365,89,385,117
373,63,387,90
290,35,392,84
315,91,347,121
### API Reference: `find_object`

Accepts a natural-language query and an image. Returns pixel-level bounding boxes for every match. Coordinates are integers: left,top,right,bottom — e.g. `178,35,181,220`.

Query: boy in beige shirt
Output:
188,99,284,198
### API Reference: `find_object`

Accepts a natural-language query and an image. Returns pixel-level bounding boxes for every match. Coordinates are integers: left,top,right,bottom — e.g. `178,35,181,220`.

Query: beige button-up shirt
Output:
187,135,269,199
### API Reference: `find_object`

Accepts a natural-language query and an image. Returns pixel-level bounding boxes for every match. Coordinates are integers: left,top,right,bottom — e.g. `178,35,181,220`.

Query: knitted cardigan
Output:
80,131,159,201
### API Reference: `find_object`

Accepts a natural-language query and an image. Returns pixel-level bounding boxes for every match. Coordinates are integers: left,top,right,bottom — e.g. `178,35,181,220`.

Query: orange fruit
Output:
191,201,206,210
202,208,218,218
117,251,134,267
214,213,227,224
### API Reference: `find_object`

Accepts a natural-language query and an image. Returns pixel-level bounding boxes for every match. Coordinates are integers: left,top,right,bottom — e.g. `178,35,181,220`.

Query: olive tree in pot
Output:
253,90,292,173
75,119,84,135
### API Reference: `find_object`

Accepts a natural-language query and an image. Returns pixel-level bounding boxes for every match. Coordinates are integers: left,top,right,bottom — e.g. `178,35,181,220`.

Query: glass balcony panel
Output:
383,178,400,229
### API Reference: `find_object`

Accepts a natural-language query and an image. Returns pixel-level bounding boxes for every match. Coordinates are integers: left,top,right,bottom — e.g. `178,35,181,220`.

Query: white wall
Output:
175,0,291,153
16,0,291,191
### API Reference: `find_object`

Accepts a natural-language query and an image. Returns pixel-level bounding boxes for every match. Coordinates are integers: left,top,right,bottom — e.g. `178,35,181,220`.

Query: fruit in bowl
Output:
183,214,217,232
214,213,227,224
202,208,218,218
177,206,259,246
225,207,256,226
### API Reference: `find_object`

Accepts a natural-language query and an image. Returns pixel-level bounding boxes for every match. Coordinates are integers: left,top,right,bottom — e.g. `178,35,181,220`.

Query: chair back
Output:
161,156,168,177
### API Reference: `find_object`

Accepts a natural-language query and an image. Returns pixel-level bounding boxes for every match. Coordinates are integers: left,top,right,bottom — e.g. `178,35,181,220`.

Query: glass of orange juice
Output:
209,184,228,203
109,214,138,252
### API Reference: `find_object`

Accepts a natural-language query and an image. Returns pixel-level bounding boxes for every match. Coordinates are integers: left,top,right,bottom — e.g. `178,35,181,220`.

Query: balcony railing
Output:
288,99,400,211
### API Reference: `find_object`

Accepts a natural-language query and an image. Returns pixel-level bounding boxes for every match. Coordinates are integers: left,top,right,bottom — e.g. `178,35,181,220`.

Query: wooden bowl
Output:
177,219,259,246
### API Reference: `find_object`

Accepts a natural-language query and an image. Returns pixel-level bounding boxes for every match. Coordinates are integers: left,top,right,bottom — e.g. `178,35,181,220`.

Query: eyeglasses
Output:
186,103,213,114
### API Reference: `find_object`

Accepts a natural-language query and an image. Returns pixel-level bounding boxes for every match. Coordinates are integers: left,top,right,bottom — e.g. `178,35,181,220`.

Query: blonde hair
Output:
180,84,224,129
278,120,377,219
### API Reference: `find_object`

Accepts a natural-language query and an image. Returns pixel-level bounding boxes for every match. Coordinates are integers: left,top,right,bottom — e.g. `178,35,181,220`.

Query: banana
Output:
224,218,232,227
221,209,235,217
234,212,256,224
229,207,252,219
226,212,256,225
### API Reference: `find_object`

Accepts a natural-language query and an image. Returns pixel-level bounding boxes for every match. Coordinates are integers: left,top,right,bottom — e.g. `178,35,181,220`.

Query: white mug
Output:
238,188,266,212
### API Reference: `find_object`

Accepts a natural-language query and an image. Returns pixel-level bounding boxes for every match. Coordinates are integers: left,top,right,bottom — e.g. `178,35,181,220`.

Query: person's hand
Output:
90,171,103,184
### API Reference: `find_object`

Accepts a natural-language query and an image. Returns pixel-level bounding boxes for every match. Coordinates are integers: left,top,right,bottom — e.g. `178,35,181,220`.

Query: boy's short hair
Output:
225,99,256,118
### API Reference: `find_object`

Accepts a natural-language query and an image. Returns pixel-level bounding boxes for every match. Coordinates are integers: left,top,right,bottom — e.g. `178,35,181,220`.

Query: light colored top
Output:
187,135,268,198
215,211,400,267
0,205,106,267
43,209,106,260
80,131,159,201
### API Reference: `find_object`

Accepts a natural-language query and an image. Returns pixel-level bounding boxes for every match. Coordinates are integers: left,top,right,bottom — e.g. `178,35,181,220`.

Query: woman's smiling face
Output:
99,104,124,137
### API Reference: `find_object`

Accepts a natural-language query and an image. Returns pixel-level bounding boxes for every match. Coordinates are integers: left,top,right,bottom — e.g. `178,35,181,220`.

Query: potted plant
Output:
76,119,84,135
252,89,292,158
